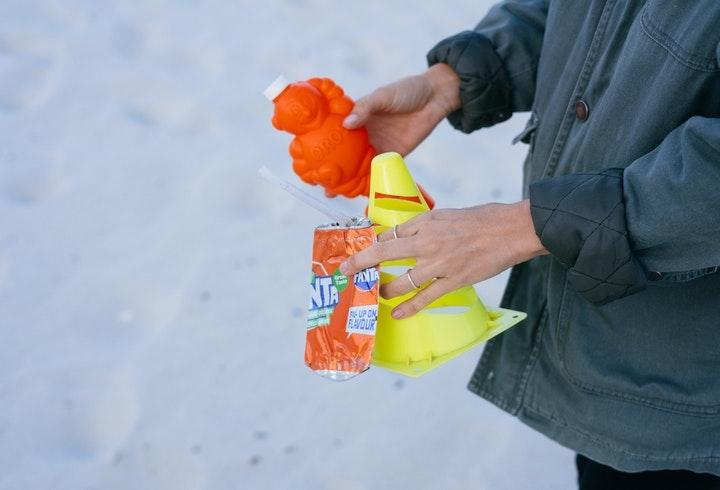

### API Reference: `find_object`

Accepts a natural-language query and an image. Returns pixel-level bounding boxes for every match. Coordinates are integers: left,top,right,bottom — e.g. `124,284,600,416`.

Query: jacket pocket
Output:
640,1,720,72
556,272,720,416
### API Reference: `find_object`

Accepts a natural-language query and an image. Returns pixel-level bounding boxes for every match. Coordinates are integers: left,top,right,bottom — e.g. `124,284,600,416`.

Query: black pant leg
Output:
576,454,720,490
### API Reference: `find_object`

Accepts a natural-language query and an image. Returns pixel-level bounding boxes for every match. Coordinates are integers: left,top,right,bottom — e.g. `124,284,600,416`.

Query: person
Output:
338,1,720,488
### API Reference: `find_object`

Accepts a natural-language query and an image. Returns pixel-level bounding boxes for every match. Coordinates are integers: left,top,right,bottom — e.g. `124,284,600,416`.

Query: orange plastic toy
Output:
264,75,434,207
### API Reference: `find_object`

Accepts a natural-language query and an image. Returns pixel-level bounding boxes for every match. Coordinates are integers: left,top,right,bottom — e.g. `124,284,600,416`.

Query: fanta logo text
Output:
354,267,379,291
310,275,339,309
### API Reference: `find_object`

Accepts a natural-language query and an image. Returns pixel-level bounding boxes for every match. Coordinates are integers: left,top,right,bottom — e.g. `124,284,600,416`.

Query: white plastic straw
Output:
258,166,352,223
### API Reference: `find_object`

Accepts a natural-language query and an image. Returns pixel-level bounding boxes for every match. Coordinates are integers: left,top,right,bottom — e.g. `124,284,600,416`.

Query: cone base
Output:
371,307,526,378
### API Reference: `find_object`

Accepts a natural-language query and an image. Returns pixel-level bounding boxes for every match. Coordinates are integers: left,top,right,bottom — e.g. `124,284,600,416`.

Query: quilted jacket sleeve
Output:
529,169,647,305
529,116,720,305
426,0,549,133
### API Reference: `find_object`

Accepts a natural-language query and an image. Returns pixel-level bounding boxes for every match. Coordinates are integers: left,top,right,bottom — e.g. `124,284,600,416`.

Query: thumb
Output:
343,88,393,129
342,96,372,129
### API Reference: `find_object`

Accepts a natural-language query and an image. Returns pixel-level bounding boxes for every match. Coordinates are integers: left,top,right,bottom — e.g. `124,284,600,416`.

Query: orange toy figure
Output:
264,76,435,207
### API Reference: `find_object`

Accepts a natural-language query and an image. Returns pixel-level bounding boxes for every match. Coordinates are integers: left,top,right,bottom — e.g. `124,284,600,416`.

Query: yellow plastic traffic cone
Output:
368,152,526,377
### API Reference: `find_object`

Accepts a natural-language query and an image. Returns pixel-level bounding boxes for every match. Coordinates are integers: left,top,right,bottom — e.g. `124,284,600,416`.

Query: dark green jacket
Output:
427,0,720,474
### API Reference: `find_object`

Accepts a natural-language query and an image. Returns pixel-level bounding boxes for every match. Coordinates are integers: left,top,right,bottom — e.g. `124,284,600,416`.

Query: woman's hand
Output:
339,200,548,319
343,63,461,156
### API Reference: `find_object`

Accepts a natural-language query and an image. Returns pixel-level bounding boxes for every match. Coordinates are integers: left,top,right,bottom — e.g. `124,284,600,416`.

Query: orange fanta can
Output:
306,217,379,381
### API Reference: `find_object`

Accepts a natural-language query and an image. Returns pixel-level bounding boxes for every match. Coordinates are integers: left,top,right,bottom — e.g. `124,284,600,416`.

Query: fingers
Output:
380,266,436,299
343,88,393,129
340,237,416,276
376,214,429,242
391,278,455,319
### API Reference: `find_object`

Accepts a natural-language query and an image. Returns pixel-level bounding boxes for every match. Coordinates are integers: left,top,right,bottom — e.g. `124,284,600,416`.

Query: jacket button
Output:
575,99,589,121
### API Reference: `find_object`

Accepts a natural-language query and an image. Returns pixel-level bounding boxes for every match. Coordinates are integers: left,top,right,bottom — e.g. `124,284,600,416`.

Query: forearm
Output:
528,116,720,305
472,0,549,112
504,199,549,264
426,0,549,133
624,116,720,276
423,63,461,116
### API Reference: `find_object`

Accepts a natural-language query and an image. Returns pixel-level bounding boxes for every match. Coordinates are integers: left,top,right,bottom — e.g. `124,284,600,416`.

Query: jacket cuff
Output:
427,31,512,134
529,169,647,305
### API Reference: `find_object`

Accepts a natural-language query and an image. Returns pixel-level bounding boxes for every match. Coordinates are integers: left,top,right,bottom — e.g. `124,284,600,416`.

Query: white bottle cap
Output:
263,75,290,101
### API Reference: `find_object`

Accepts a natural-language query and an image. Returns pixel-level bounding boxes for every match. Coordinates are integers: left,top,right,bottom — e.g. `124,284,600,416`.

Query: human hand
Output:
339,201,548,319
342,63,461,156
